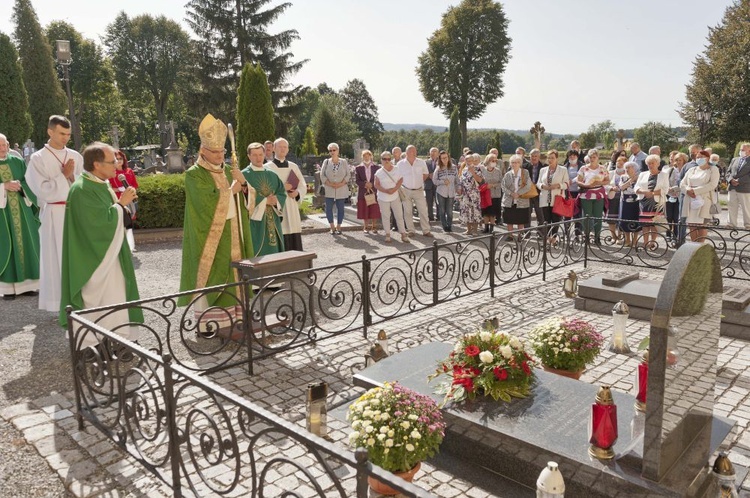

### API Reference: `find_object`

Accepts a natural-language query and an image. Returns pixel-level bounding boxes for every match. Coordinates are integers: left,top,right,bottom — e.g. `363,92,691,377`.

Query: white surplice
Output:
25,145,84,311
265,160,307,234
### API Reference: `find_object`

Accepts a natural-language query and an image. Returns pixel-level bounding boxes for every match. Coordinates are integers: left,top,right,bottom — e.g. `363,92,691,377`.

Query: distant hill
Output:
383,123,565,138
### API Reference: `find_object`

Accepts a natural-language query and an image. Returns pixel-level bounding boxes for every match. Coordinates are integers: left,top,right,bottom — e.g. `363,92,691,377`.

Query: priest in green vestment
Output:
242,142,287,256
59,142,143,348
178,115,254,334
0,134,40,299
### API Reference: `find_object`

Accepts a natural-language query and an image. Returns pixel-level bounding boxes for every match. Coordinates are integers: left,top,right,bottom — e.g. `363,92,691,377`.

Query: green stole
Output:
0,155,40,283
178,160,254,307
58,172,143,326
241,165,287,256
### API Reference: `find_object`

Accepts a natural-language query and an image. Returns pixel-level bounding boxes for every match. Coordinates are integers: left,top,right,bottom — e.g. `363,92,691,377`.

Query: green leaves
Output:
236,63,275,168
0,33,32,145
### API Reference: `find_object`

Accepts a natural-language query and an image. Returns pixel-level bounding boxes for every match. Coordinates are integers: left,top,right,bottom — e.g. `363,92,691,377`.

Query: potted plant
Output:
347,382,445,495
428,329,535,406
529,317,604,379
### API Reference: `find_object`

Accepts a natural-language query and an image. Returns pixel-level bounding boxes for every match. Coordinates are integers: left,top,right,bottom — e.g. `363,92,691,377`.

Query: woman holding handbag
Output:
374,151,409,243
680,150,720,243
480,153,503,233
501,154,532,237
355,150,381,233
458,153,484,235
537,150,569,243
576,149,609,245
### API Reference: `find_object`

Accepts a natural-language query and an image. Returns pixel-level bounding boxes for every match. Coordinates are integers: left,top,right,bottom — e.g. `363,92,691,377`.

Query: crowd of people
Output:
327,139,750,248
2,114,749,346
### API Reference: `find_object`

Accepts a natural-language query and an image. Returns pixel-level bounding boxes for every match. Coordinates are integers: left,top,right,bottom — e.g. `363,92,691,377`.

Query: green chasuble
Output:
0,155,40,285
178,162,254,308
59,173,143,327
241,165,287,256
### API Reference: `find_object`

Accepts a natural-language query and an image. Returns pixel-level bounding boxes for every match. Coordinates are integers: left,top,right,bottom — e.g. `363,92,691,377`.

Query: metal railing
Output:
66,311,436,498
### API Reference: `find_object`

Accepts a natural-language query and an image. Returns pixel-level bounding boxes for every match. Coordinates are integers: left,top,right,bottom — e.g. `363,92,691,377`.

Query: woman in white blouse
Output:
680,150,720,242
374,151,409,243
634,154,671,249
536,149,569,242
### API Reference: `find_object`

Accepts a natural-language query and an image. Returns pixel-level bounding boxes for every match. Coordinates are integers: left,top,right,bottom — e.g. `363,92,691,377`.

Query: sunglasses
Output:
328,149,338,152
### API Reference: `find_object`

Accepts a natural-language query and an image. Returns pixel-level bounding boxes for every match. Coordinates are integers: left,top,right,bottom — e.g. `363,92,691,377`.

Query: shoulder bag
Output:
552,190,575,218
381,168,406,201
519,170,539,199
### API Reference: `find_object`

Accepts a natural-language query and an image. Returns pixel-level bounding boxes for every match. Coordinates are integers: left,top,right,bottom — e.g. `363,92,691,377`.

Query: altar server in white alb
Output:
265,137,307,251
25,115,84,311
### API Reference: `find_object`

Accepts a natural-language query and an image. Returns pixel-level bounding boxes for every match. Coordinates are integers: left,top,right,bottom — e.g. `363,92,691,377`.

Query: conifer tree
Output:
449,106,461,161
186,0,306,122
13,0,65,148
236,63,275,168
300,127,317,156
314,107,336,155
0,33,32,145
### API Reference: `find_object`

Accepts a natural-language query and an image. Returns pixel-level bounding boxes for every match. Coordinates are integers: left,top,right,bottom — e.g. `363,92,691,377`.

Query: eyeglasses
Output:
328,149,338,153
101,160,119,165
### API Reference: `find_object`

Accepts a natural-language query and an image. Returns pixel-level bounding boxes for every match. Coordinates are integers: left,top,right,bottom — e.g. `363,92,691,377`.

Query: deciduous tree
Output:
13,0,65,147
679,1,750,150
417,0,511,148
448,106,461,160
633,121,679,154
340,79,384,149
0,33,32,145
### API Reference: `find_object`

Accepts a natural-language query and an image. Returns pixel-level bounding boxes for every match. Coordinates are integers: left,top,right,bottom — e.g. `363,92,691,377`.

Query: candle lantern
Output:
306,382,328,437
377,329,389,355
563,271,578,298
712,452,738,497
635,351,648,412
609,301,631,354
482,317,499,332
536,461,565,498
589,385,618,460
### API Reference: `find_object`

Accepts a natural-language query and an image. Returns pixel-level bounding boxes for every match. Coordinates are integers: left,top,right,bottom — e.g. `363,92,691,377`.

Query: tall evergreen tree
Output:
314,106,336,155
185,0,307,123
340,78,384,149
0,33,32,145
449,106,461,161
12,0,65,148
236,63,275,168
301,126,317,156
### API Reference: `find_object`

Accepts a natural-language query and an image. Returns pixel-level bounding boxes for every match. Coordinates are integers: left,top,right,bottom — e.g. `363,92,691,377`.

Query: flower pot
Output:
368,462,421,496
542,365,583,380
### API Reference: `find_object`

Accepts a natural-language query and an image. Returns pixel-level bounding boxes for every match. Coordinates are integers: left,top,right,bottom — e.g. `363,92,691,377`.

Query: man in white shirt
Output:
396,145,433,237
25,115,84,311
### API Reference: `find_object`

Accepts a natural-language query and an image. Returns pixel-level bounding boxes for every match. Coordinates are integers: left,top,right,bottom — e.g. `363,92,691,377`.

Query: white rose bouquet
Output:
347,382,445,473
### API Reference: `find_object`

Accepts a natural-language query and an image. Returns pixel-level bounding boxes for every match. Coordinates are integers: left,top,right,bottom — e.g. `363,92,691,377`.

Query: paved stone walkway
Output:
3,257,750,497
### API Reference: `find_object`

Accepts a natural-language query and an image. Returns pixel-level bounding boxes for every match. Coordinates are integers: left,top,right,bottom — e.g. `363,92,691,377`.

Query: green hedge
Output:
134,173,186,229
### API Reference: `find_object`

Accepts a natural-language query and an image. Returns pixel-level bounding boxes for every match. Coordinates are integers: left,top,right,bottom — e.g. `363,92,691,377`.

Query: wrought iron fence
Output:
66,311,437,498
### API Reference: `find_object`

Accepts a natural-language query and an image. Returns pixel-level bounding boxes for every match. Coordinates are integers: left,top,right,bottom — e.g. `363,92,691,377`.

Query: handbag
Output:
479,183,492,209
519,171,539,199
364,189,377,206
709,202,720,215
381,168,407,201
317,184,326,196
552,191,575,218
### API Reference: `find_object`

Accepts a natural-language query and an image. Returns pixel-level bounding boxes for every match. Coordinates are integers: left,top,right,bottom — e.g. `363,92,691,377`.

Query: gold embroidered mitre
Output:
198,114,228,150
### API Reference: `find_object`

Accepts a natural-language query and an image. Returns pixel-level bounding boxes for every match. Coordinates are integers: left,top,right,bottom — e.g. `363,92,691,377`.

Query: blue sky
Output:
4,0,734,133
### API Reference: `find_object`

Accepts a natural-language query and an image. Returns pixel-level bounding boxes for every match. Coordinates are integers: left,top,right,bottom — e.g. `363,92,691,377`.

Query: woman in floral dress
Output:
458,153,484,235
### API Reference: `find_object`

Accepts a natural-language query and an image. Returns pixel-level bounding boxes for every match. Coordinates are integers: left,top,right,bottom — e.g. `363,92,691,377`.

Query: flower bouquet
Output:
529,317,604,375
429,330,535,406
347,382,445,474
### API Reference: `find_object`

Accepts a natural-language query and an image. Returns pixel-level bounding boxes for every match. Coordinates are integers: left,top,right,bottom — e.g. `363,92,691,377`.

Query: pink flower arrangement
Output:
529,317,604,372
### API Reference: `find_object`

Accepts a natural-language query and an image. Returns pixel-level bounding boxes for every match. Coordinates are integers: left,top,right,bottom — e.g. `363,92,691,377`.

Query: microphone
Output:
118,174,130,189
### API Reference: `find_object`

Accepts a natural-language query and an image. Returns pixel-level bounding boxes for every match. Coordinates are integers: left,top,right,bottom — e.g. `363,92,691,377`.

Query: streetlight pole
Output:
696,107,712,147
55,40,82,151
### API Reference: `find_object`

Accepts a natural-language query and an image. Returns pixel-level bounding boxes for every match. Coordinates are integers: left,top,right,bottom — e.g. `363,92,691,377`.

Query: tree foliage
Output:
46,21,118,146
382,128,524,157
340,79,384,149
314,106,336,156
417,0,511,147
312,94,359,157
13,0,65,148
105,13,192,151
0,33,32,145
633,121,679,153
236,63,275,168
300,126,317,156
586,120,616,149
679,1,750,151
185,0,306,124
